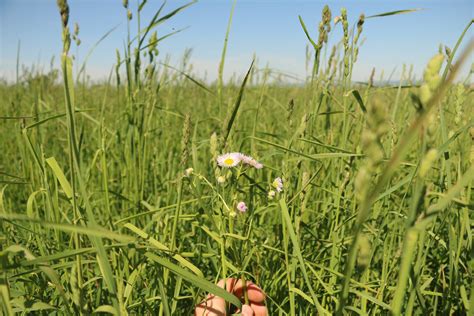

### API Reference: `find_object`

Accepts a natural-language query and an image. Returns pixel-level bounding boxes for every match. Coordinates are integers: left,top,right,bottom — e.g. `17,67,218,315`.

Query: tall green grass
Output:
0,2,472,315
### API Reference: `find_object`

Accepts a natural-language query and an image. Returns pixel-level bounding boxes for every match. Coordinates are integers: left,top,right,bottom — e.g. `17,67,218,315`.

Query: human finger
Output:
194,294,226,316
230,280,266,304
195,278,241,315
250,302,268,316
240,304,255,316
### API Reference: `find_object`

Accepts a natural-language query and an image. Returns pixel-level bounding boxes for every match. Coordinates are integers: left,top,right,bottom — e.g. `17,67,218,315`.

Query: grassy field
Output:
1,1,473,315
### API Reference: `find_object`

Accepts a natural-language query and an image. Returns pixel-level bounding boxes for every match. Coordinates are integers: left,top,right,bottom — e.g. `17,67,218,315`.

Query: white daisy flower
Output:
272,177,283,192
236,201,248,213
240,154,263,169
217,152,242,168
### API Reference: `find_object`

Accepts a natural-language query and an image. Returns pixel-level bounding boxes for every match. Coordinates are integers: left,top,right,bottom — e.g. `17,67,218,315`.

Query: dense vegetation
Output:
0,1,472,315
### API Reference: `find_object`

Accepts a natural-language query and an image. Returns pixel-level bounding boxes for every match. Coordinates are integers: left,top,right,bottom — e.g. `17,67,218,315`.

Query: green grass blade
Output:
144,252,242,309
366,8,422,19
279,199,328,315
298,15,318,49
218,0,236,107
222,59,255,147
124,223,204,277
46,157,73,200
158,62,215,95
252,136,362,161
0,213,134,242
348,89,367,113
76,24,120,80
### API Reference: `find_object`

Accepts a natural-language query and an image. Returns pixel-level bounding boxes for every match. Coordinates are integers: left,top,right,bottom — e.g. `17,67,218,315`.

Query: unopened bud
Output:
268,190,276,199
185,168,194,177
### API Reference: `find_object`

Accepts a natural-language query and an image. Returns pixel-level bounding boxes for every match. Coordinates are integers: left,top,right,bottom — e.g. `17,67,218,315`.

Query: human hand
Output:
194,278,268,316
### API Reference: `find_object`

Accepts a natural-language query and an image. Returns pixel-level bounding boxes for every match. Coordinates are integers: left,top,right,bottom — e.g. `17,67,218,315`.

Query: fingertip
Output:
217,278,239,293
194,294,227,316
250,303,268,316
232,280,265,301
241,304,255,316
246,283,266,303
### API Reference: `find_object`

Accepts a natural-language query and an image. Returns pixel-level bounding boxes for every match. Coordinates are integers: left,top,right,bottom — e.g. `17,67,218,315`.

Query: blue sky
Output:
0,0,472,83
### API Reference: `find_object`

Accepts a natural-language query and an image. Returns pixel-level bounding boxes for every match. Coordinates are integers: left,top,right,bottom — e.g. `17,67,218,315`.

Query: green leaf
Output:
347,89,367,113
0,213,135,243
223,59,255,147
350,289,391,310
3,245,71,310
426,164,474,215
145,252,242,309
158,62,215,95
279,199,328,314
0,277,14,315
124,223,204,277
93,305,118,315
46,157,73,200
63,55,75,107
77,24,120,80
141,1,196,47
12,300,57,312
19,244,126,267
290,287,314,304
366,8,422,19
0,185,7,214
252,136,363,161
298,15,318,49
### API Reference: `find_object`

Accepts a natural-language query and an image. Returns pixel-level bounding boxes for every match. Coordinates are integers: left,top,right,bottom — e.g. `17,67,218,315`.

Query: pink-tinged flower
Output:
240,154,263,169
236,201,248,213
272,177,283,192
217,153,242,168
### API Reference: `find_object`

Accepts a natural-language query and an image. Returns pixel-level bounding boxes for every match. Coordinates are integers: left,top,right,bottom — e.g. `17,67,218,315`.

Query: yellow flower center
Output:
224,158,234,166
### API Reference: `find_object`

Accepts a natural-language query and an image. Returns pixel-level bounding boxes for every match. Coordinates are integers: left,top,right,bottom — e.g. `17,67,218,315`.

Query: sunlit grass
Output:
0,1,472,315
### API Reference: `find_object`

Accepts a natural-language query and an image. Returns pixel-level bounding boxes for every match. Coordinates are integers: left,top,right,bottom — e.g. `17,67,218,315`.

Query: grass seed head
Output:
57,0,69,27
210,132,218,159
419,148,438,178
355,166,370,202
454,83,466,125
180,114,191,167
420,54,444,104
369,67,375,87
357,234,371,269
340,8,350,79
